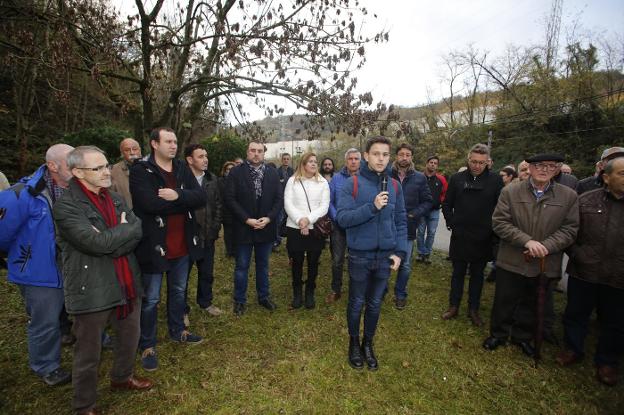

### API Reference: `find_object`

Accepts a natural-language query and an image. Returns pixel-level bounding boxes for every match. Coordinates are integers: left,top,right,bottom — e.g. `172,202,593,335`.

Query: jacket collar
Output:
359,163,391,182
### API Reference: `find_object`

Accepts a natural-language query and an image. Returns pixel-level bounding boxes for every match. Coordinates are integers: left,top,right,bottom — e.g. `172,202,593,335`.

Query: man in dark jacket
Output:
274,152,294,251
442,143,503,327
391,143,432,309
184,144,223,318
225,140,283,316
483,153,578,358
1,144,73,386
130,127,207,371
417,155,447,264
337,136,408,371
557,157,624,386
577,147,624,195
54,146,153,415
325,148,361,304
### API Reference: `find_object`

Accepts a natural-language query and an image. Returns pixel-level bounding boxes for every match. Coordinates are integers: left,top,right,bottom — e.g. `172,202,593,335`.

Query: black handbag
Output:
299,181,332,239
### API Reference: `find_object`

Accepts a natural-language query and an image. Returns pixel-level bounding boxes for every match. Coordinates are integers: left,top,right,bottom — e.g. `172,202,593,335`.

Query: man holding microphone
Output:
336,136,408,371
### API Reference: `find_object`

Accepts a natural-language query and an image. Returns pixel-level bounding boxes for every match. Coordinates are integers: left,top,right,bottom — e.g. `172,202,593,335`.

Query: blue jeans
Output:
347,253,391,338
417,209,440,256
140,255,190,350
394,240,414,300
18,284,65,376
233,242,272,304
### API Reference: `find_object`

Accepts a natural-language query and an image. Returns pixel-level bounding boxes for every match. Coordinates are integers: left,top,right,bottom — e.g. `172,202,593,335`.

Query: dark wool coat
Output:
130,155,206,273
224,162,283,245
442,168,504,262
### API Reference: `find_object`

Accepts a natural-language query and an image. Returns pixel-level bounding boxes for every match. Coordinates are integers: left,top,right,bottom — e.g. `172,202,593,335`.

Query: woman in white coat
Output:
284,152,330,309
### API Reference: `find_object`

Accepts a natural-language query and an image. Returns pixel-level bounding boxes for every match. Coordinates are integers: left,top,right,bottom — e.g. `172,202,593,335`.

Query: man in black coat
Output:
225,140,283,316
129,127,206,372
442,143,503,327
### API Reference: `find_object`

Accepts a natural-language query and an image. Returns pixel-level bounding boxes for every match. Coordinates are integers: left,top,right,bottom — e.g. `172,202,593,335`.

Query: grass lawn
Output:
0,241,622,414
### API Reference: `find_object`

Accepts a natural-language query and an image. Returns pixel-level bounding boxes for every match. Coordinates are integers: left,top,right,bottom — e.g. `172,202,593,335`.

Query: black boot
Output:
348,336,364,370
304,278,316,309
292,286,303,309
361,336,378,371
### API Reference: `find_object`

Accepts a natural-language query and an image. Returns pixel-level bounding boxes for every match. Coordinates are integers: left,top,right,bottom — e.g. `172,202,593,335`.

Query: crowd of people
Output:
0,129,622,414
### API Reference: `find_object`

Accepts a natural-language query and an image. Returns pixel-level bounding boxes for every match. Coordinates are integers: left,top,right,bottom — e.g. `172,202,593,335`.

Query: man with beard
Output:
320,157,335,182
390,143,432,309
417,155,448,264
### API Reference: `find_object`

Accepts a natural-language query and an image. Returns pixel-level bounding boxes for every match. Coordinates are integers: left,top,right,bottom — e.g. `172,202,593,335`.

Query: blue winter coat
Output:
328,166,351,223
3,166,63,288
336,164,408,260
391,168,433,240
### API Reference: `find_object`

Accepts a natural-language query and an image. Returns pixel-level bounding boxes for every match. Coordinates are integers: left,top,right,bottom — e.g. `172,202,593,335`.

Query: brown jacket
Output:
492,180,579,279
110,160,132,209
566,188,624,289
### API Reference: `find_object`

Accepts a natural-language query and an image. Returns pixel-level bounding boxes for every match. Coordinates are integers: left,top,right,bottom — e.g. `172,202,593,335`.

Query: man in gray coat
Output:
54,146,153,415
483,153,579,358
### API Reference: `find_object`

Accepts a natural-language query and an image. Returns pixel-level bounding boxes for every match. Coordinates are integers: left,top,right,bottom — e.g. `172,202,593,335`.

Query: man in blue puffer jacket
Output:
391,143,432,310
336,136,408,371
1,144,74,386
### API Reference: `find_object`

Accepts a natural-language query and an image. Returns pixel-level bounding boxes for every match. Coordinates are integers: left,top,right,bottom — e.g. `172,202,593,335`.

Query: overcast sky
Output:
355,0,623,110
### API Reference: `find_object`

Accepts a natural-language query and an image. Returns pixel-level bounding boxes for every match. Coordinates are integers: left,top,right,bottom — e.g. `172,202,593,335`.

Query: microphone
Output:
380,174,388,193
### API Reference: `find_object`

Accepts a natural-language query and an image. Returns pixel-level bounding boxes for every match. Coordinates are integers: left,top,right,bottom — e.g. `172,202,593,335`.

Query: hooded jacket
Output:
336,164,408,260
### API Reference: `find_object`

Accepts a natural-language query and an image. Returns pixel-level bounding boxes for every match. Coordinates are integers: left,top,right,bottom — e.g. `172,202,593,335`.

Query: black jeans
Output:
449,260,486,310
562,276,624,366
330,226,347,293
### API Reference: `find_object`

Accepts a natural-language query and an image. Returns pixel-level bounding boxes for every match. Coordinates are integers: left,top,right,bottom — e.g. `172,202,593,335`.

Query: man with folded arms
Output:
54,146,152,415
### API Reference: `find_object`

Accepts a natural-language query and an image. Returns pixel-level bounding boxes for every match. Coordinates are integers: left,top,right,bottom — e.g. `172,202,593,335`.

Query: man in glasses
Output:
483,153,579,358
110,138,142,209
441,143,503,328
54,146,153,415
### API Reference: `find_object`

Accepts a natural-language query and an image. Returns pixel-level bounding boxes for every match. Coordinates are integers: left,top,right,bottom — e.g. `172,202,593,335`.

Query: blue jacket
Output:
336,164,408,260
3,166,63,288
391,168,433,240
328,166,352,222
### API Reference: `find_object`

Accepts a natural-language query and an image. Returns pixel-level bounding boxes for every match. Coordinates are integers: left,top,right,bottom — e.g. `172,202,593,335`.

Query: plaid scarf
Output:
247,161,265,199
76,180,136,319
43,168,65,204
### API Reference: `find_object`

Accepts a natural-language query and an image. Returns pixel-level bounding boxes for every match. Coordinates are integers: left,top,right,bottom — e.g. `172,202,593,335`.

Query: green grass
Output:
0,241,622,414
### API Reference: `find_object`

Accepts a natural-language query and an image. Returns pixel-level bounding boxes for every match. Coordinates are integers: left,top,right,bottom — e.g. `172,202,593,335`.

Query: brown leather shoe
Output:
442,306,459,320
77,409,100,415
468,309,483,327
111,375,154,391
596,365,618,386
325,291,341,304
555,350,581,366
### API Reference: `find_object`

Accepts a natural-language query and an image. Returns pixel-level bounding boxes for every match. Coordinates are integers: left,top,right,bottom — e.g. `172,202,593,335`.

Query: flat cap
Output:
601,147,624,161
525,153,565,163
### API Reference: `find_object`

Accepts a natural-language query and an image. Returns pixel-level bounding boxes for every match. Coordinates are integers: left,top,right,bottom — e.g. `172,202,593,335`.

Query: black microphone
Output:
380,174,388,193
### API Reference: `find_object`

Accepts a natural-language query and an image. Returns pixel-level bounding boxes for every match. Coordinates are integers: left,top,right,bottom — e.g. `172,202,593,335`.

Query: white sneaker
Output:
203,305,223,316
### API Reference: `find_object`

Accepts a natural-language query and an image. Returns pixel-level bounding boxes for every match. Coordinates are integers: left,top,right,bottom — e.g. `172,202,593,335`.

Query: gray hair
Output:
604,156,624,175
468,143,490,158
344,148,361,160
67,146,106,169
45,143,74,164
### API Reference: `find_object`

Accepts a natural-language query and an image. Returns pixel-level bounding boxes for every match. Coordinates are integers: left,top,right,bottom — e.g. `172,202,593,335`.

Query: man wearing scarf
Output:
225,140,283,316
54,146,153,415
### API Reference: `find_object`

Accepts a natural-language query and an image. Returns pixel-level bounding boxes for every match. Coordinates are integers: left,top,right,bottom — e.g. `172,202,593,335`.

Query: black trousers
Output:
449,260,487,310
562,276,624,367
289,249,322,292
490,267,546,343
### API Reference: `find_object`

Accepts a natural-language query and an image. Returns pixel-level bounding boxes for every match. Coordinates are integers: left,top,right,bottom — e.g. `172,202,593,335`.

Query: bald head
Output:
45,144,74,187
119,138,142,163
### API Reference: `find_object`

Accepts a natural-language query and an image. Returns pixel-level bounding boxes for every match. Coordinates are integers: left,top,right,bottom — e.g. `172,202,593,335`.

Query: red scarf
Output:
76,180,136,319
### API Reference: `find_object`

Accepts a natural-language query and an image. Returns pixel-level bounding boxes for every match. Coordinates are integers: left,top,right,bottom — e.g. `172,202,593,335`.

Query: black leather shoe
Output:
512,340,535,358
482,336,506,351
259,298,277,311
348,336,364,370
361,337,378,371
233,302,246,316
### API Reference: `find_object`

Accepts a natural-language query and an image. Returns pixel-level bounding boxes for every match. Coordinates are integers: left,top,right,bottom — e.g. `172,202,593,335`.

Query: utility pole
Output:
487,130,493,149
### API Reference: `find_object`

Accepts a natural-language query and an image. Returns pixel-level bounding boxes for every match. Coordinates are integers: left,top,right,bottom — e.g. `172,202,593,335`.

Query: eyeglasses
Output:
76,164,112,173
531,163,560,172
468,159,487,166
